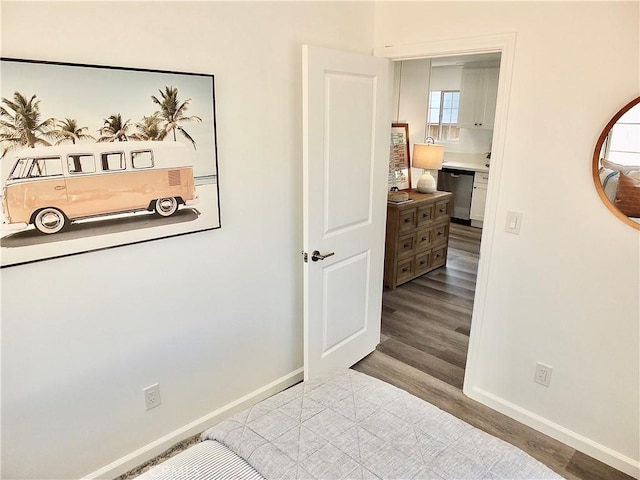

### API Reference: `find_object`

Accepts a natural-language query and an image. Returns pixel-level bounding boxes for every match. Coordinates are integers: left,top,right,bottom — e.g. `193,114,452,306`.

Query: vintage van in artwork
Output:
2,141,198,234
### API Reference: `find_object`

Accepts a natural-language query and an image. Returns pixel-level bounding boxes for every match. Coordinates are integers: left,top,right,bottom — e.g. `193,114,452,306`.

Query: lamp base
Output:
416,171,437,193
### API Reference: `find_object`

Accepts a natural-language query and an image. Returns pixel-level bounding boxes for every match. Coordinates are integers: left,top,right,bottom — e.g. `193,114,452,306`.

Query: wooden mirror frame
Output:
592,96,640,230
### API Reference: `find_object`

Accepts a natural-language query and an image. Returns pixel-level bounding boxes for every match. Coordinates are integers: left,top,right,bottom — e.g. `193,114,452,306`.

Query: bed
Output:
136,370,563,479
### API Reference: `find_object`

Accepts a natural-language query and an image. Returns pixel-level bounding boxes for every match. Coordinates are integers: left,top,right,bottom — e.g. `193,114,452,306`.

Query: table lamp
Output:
412,138,444,193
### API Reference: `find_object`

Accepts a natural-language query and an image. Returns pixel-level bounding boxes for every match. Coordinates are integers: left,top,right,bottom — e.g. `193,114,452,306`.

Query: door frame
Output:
375,33,517,396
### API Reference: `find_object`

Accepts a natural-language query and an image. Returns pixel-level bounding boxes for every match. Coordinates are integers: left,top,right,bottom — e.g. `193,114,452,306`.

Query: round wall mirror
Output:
592,96,640,230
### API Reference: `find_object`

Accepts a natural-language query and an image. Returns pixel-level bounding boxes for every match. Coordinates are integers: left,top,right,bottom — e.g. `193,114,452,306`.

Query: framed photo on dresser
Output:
389,122,411,190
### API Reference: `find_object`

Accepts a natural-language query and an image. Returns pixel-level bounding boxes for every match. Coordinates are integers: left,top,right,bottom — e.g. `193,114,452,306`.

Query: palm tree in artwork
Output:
55,118,95,145
0,92,55,158
98,113,132,142
151,86,201,150
131,113,165,141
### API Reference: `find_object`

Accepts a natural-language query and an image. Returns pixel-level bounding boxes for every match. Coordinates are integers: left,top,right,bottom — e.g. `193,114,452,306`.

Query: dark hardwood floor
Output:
378,222,480,389
354,223,633,480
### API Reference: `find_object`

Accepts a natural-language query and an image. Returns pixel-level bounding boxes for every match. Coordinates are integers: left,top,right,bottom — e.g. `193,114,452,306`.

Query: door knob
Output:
311,250,335,262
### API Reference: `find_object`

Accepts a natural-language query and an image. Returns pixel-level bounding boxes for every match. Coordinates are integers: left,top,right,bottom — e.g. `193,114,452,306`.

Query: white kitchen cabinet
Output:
470,171,489,227
458,68,499,130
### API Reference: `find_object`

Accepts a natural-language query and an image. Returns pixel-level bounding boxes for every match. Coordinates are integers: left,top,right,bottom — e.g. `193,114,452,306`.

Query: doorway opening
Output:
378,51,502,390
379,223,481,389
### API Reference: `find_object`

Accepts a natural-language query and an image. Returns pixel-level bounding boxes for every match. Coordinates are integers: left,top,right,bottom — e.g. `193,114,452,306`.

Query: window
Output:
426,90,460,141
131,150,154,169
101,152,125,171
9,159,30,180
67,154,96,174
27,157,63,178
606,106,640,167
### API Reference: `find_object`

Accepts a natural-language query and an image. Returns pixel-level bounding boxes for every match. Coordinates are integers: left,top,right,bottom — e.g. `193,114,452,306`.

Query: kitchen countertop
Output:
441,152,490,173
441,161,489,173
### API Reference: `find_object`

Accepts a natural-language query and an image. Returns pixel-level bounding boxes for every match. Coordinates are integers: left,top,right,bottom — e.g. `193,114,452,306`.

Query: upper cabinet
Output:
458,67,499,130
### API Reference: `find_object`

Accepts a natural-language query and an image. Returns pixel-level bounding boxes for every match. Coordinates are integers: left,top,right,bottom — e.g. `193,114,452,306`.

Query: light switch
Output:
505,211,522,234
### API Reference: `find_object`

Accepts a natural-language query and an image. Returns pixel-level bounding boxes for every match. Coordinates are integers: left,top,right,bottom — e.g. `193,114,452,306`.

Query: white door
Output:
302,45,390,379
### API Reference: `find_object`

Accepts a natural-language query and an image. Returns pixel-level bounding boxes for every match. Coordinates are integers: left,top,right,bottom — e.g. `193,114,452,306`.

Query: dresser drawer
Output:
432,223,448,246
396,258,414,283
398,208,417,232
432,245,447,268
416,204,435,226
415,251,432,275
397,233,416,257
435,200,450,220
415,227,432,251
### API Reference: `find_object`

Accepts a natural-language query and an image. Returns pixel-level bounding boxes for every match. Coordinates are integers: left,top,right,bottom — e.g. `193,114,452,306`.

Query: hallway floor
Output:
377,222,480,389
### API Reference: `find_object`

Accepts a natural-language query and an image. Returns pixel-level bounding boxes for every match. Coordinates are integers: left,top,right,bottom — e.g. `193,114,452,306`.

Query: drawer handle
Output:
401,267,408,273
437,231,443,236
422,213,429,218
439,208,446,213
435,252,442,258
421,236,428,241
404,218,411,223
403,243,410,249
419,260,426,266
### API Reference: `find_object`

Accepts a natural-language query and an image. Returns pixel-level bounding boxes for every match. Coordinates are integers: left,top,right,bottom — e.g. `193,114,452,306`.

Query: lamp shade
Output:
412,143,444,170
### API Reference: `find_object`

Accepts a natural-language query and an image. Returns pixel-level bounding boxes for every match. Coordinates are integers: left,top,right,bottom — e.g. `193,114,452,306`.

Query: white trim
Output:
81,368,304,480
468,386,640,479
375,33,517,60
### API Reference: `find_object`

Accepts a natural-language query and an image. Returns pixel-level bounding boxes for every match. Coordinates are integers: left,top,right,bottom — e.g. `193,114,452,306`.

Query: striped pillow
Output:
135,440,264,480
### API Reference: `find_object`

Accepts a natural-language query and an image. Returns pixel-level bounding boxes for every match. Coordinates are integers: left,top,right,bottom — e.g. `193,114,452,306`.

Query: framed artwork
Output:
0,58,220,267
389,122,411,190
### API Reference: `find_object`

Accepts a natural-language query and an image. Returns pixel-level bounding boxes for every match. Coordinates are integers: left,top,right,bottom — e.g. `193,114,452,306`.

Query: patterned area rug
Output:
116,433,201,480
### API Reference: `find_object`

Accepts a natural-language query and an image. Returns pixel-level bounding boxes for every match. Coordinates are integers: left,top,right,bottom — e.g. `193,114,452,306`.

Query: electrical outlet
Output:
534,363,553,387
144,383,161,410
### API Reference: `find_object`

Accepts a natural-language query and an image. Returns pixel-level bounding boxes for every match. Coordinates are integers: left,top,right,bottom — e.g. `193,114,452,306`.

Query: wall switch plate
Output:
534,363,553,387
143,383,161,410
505,211,523,234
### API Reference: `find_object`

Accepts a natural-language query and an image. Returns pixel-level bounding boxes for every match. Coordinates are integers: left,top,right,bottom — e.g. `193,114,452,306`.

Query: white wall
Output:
394,59,430,188
0,2,375,478
376,1,639,476
429,65,463,91
395,58,431,146
2,2,638,478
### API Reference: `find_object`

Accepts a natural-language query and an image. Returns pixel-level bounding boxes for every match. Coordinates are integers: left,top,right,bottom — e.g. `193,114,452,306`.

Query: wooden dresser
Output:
384,191,452,289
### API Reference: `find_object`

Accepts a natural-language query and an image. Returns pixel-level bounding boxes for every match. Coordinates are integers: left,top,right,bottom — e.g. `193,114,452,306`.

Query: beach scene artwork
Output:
0,58,220,267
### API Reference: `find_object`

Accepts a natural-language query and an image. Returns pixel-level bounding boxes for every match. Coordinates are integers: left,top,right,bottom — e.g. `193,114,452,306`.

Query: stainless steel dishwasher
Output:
437,168,474,223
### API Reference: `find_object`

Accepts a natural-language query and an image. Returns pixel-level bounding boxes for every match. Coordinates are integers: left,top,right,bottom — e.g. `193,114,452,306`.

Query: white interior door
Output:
302,45,390,379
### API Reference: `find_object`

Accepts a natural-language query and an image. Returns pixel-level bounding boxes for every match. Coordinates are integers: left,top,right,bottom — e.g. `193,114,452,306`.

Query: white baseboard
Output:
468,386,640,479
82,368,304,480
